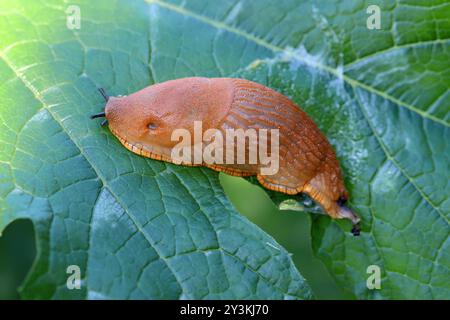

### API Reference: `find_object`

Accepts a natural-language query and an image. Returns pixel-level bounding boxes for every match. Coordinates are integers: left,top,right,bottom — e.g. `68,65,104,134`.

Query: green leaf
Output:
1,0,449,300
0,0,312,299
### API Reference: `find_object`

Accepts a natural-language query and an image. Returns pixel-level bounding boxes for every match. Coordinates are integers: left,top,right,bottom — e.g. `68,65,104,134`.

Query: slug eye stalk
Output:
90,88,109,126
98,87,109,102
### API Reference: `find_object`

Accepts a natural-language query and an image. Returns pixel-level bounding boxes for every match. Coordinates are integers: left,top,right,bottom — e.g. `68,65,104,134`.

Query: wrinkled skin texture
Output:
100,77,360,231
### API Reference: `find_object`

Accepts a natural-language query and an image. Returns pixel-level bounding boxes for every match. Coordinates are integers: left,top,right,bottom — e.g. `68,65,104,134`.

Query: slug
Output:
91,77,361,235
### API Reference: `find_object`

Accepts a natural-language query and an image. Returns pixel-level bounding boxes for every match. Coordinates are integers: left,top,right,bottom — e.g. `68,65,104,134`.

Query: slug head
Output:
95,79,234,159
303,163,361,236
102,84,204,160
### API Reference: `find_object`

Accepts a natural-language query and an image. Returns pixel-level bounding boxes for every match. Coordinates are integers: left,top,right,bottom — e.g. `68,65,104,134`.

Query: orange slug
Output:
91,77,361,235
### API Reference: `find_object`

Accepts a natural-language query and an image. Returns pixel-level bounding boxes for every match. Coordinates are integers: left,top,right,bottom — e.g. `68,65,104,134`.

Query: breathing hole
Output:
148,122,158,130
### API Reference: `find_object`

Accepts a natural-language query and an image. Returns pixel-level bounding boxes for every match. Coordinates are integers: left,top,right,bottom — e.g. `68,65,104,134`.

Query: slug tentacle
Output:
98,87,109,102
90,88,110,122
92,77,361,235
90,112,106,119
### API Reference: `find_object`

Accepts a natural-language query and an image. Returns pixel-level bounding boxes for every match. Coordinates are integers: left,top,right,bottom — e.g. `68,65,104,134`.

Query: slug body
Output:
95,77,360,233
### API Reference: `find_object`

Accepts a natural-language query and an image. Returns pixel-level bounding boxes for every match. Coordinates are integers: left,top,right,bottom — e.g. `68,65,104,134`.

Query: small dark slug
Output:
91,77,361,235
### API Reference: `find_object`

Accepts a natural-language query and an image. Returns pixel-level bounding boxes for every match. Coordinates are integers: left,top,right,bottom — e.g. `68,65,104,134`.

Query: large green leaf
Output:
0,0,449,300
0,0,312,299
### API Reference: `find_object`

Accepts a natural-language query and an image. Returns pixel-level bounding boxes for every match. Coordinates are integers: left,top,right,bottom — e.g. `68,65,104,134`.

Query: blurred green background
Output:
0,173,348,299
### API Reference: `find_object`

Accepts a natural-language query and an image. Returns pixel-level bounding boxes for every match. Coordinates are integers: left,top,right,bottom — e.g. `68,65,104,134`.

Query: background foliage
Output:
0,0,449,299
